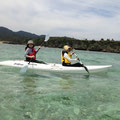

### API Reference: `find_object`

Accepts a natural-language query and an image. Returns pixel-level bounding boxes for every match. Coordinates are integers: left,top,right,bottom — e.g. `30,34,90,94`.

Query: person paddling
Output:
61,45,83,67
24,40,45,64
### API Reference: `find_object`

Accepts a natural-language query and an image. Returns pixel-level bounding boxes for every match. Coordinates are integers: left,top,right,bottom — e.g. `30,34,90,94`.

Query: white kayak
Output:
0,60,112,74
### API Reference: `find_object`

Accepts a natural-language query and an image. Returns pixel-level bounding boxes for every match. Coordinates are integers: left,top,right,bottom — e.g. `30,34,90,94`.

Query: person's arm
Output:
64,53,77,62
24,48,29,57
36,46,41,53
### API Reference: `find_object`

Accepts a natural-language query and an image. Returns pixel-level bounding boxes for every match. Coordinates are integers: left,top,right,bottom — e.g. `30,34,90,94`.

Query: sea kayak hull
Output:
0,60,112,73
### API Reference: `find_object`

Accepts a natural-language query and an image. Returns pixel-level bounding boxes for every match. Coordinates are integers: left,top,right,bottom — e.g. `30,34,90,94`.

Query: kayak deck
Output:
0,60,112,73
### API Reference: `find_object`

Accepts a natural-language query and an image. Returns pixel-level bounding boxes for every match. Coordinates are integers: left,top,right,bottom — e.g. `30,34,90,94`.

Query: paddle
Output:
20,60,31,73
72,49,90,74
20,35,50,73
36,34,49,53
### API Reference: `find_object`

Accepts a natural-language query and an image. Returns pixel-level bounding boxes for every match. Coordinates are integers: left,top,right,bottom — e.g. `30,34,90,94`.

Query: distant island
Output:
0,26,120,53
0,26,45,44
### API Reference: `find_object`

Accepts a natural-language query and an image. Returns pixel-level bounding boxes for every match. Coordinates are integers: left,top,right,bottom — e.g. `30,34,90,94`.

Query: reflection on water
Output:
20,71,91,96
22,76,37,95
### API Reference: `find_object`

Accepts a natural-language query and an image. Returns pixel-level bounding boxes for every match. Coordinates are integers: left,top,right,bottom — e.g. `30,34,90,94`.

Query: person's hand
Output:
38,46,41,49
30,55,35,58
71,52,75,55
76,57,80,61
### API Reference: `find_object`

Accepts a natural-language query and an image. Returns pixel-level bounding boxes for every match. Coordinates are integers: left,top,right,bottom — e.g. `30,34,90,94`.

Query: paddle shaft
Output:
74,53,83,64
36,35,49,54
73,51,90,74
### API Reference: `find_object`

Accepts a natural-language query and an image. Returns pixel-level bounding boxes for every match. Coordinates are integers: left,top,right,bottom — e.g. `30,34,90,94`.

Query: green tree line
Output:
4,36,120,53
32,37,120,53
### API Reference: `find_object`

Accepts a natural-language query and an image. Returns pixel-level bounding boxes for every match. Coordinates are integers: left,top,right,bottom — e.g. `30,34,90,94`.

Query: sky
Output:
0,0,120,40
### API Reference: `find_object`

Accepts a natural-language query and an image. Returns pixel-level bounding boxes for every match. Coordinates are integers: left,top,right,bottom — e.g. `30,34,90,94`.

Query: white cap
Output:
27,40,34,44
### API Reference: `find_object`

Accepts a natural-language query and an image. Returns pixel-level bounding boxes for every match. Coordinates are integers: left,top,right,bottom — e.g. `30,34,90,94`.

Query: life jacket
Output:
61,50,71,64
25,48,36,60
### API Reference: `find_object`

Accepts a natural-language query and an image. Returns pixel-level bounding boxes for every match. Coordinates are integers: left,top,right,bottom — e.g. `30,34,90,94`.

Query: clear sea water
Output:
0,44,120,120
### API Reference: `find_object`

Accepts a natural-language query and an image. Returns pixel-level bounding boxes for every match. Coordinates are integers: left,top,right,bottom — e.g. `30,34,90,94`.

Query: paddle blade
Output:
83,65,89,74
20,65,28,73
45,35,49,42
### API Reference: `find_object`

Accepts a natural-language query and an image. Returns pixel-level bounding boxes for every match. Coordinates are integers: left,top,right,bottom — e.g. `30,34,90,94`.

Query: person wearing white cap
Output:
24,40,45,63
61,45,83,67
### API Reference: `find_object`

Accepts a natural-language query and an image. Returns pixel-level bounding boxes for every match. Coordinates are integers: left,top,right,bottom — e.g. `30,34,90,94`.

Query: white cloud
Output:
0,0,120,40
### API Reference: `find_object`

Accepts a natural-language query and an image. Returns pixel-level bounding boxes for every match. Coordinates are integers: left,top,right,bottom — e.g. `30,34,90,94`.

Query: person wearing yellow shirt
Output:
61,45,83,67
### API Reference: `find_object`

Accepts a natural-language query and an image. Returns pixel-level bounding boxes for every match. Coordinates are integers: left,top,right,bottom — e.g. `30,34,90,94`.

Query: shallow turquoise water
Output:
0,44,120,120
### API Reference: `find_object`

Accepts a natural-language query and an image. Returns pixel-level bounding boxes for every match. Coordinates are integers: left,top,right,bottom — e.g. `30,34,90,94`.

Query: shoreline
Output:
0,41,4,44
0,42,120,54
0,41,9,44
